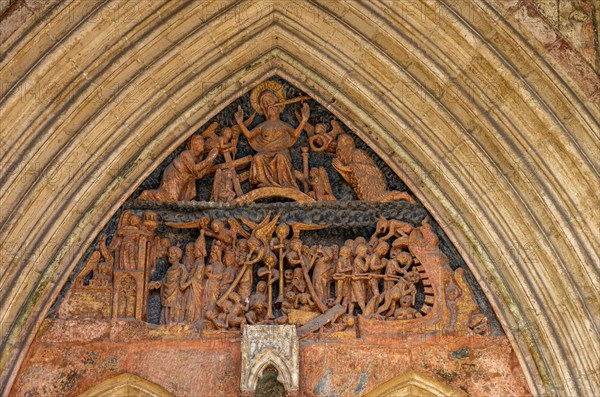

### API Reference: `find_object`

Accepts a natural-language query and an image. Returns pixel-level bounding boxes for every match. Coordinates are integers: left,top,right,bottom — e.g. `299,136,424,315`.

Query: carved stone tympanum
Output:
132,80,414,206
51,77,504,397
58,79,494,340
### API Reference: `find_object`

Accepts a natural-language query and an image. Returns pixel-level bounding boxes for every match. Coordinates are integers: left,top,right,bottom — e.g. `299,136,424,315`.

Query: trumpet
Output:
269,95,310,108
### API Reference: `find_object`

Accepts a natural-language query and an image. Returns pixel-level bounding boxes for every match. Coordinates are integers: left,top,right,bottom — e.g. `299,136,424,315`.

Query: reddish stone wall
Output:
11,320,530,397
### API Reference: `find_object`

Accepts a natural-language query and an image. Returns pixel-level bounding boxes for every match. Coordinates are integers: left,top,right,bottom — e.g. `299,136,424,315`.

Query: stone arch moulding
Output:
365,370,463,397
77,372,173,397
0,1,598,397
246,352,294,393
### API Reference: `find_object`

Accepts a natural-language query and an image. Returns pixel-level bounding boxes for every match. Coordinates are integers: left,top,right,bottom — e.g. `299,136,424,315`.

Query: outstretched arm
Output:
235,105,253,139
193,147,218,176
294,107,315,136
292,103,310,140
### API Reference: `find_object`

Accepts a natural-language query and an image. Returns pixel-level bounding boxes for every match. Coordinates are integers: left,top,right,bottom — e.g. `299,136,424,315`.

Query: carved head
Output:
276,223,290,241
224,169,236,183
185,242,195,256
283,290,294,301
256,281,267,293
129,214,141,227
315,123,326,135
354,243,368,257
189,134,205,156
247,237,260,252
375,241,390,256
369,235,378,244
204,310,216,321
445,283,461,301
354,236,366,247
221,300,233,312
292,268,303,281
221,127,233,140
397,251,413,267
237,238,248,252
284,269,293,283
338,246,351,259
289,238,302,252
160,238,171,249
168,246,183,264
265,252,277,267
259,90,281,120
298,293,310,304
405,270,421,284
211,219,224,233
400,294,413,308
209,241,223,263
375,215,389,233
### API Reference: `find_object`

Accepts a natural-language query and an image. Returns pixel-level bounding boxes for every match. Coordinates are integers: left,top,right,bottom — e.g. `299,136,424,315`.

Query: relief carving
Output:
135,80,413,205
59,79,493,340
137,136,218,202
62,211,489,338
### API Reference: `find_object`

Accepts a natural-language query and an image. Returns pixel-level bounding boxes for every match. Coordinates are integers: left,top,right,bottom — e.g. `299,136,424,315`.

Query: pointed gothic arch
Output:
247,352,293,393
365,371,463,397
0,1,598,396
78,373,173,397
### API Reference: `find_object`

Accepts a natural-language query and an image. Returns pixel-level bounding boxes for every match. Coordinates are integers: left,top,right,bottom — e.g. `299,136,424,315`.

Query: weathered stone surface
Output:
1,1,598,396
11,320,529,397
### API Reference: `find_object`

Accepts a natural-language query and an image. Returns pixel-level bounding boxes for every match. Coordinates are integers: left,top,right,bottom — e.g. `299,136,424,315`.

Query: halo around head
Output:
250,80,286,114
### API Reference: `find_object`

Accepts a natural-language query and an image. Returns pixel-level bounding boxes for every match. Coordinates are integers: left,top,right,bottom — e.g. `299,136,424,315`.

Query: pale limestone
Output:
240,325,299,393
0,1,598,396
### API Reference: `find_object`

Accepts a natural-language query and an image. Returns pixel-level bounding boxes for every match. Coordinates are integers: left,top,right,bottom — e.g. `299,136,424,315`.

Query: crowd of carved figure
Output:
67,80,492,337
136,80,413,205
75,207,495,335
125,213,430,331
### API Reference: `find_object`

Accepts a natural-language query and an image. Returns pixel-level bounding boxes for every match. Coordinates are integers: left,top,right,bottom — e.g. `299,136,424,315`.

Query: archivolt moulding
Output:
78,372,173,397
365,370,463,397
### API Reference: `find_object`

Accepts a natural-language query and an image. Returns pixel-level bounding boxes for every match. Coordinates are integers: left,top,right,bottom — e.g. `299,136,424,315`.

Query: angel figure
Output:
211,168,237,203
295,110,344,153
307,167,336,201
217,212,280,305
74,235,113,288
201,111,256,160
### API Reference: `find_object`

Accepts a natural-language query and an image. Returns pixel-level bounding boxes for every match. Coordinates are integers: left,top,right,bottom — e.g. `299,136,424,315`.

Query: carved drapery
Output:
54,79,495,343
2,1,597,394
